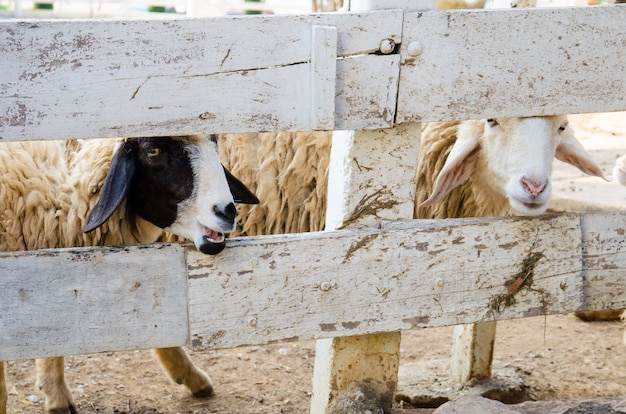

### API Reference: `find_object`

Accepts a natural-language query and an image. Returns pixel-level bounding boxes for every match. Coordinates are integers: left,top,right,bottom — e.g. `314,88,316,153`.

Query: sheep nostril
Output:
214,202,237,223
521,177,547,198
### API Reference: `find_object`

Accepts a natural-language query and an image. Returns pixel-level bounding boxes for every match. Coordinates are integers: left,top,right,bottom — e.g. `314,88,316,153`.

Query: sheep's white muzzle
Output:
508,196,549,216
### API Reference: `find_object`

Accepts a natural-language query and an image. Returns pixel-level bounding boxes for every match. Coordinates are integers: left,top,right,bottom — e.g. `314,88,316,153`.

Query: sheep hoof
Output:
48,404,78,414
192,385,215,399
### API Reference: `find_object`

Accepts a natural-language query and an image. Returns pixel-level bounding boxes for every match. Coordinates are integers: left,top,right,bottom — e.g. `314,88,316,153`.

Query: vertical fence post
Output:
448,0,537,386
311,124,422,413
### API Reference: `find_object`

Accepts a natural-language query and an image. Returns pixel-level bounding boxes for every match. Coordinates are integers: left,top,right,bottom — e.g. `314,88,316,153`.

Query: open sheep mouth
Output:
198,226,226,255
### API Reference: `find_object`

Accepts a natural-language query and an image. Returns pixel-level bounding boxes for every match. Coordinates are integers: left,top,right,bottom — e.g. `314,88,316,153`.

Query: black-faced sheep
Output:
0,135,258,414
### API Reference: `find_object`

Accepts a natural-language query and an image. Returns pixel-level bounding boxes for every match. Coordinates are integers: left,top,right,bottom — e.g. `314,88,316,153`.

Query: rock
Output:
432,396,521,414
396,359,536,408
327,383,385,414
425,396,626,414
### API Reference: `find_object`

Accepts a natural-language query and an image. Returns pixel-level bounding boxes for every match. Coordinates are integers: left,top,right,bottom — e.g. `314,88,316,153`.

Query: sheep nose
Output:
214,202,237,224
521,177,547,198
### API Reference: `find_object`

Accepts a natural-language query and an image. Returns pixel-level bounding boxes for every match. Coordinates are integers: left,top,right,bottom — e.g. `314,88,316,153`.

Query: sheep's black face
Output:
126,137,194,229
128,136,239,255
84,135,259,255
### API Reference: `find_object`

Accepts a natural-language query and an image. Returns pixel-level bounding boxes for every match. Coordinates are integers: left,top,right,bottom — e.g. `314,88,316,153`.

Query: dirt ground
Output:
5,112,626,413
5,315,626,413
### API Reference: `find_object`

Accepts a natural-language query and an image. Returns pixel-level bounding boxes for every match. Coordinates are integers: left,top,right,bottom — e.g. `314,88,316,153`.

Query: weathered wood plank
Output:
310,25,338,130
397,7,626,123
581,210,626,311
334,55,401,130
3,212,624,360
0,244,187,361
187,213,583,350
0,10,402,140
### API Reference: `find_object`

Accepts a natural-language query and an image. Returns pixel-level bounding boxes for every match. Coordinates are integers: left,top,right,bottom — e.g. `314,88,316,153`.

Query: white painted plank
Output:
0,244,187,361
3,212,624,360
0,10,402,141
450,321,497,383
334,55,401,130
187,213,583,350
310,25,337,130
581,210,626,311
397,6,626,123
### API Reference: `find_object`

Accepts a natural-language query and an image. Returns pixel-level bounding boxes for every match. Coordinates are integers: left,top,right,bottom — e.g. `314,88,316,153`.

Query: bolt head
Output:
407,41,422,57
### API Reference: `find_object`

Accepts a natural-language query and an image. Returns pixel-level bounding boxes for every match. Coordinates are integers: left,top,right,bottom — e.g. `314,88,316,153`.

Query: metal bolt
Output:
407,41,422,57
247,316,258,327
320,281,332,291
379,38,396,55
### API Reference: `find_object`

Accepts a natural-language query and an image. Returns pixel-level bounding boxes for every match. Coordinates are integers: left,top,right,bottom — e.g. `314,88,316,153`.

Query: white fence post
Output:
311,125,422,413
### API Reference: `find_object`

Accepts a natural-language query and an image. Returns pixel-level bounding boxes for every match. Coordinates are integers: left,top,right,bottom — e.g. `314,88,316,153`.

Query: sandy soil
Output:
5,315,626,413
4,112,626,413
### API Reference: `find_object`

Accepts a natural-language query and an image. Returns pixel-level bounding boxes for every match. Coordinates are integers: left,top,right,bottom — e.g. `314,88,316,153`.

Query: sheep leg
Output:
0,361,7,414
35,357,77,414
153,347,214,398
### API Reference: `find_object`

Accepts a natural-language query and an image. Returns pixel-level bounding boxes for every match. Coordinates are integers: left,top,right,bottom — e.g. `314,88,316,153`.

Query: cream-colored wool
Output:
437,0,485,9
413,120,510,220
218,130,331,236
0,138,162,253
1,137,220,414
216,125,509,236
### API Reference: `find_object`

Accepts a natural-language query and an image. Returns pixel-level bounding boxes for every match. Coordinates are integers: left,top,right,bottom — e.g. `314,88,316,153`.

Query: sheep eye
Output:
558,122,568,132
487,119,498,126
146,147,160,157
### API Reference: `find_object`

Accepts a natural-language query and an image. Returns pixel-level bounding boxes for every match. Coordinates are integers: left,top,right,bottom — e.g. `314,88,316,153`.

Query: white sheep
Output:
414,116,606,218
0,135,258,414
218,116,605,391
613,154,626,185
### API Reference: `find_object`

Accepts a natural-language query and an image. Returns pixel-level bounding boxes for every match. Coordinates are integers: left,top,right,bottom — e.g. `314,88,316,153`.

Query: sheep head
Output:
83,135,258,255
422,115,606,216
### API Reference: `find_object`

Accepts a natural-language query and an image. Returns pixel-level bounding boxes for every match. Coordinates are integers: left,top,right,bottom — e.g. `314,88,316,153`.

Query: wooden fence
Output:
2,1,626,412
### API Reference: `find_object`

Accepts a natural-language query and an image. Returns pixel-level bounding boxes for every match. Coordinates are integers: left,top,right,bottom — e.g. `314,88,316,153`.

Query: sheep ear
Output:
83,142,136,233
556,130,607,181
421,134,480,207
223,165,259,205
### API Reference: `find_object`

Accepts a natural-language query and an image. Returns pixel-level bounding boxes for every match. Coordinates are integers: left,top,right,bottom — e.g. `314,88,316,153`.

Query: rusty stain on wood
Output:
490,251,546,313
343,233,379,264
339,188,399,229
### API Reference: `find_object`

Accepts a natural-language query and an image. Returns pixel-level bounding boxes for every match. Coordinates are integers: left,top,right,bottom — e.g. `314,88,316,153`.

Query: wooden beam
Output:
187,213,585,350
0,10,402,140
0,244,188,361
397,7,626,123
2,211,625,361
